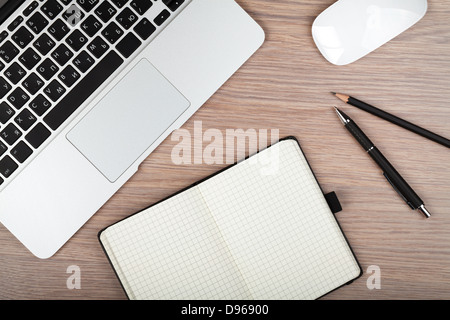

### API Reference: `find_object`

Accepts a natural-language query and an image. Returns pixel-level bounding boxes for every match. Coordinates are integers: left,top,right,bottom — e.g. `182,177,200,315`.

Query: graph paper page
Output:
198,139,361,299
100,187,252,300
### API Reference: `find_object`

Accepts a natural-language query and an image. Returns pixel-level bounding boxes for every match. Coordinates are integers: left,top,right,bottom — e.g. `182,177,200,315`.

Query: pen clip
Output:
382,172,415,210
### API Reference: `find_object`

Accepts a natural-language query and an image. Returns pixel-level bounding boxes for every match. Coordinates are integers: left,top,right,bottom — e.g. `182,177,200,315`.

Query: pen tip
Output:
330,92,336,95
334,107,350,125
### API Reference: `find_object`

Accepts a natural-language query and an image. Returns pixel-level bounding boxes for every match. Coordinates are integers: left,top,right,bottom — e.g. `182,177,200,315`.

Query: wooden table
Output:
1,0,449,300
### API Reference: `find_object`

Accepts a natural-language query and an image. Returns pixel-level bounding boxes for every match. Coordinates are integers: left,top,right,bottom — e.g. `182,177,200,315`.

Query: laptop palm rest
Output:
67,58,190,182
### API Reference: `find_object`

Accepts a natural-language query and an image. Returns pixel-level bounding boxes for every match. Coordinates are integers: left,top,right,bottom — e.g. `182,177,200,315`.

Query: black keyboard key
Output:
73,50,94,73
37,58,59,80
0,61,3,72
4,62,27,85
154,9,170,26
116,7,138,30
162,0,184,12
66,29,88,51
0,140,7,157
23,1,39,17
95,1,117,23
41,0,64,20
29,94,52,116
44,79,66,102
0,77,12,99
81,15,102,37
25,123,51,149
77,0,100,12
59,65,80,87
51,44,74,66
0,31,8,45
116,32,141,58
0,40,20,63
111,0,129,8
22,73,45,95
8,16,24,32
18,47,41,70
133,18,155,40
0,155,18,178
130,0,152,15
34,33,56,55
8,88,30,110
44,51,123,130
87,36,109,58
63,4,85,26
59,0,72,5
15,109,37,131
102,22,123,44
48,19,70,41
12,26,34,49
27,12,49,34
11,141,33,163
0,102,15,124
1,123,22,146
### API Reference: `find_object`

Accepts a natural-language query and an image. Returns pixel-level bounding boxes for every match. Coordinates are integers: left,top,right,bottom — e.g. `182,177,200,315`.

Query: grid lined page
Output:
198,139,361,300
100,187,252,300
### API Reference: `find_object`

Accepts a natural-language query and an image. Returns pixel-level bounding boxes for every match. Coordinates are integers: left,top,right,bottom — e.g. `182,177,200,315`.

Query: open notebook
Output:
99,138,361,300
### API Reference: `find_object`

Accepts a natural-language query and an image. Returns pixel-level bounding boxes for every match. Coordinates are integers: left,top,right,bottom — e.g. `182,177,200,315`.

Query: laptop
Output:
0,0,264,258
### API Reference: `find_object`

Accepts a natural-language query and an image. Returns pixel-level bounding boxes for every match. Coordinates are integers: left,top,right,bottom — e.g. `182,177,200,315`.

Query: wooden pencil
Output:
332,92,450,148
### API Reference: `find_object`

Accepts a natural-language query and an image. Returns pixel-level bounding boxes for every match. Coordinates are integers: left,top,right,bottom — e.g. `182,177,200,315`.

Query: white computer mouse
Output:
312,0,428,65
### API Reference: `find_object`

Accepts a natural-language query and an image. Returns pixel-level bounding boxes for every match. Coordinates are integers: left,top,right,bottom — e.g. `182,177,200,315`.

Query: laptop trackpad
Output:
67,59,190,182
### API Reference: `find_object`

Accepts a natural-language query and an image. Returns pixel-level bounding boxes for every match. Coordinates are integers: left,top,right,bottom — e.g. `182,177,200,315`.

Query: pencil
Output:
332,92,450,149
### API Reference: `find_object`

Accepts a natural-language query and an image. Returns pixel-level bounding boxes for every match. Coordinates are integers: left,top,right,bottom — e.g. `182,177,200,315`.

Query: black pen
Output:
334,107,431,218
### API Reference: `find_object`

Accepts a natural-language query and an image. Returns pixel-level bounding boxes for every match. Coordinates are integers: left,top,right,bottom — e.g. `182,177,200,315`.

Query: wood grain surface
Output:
1,0,450,300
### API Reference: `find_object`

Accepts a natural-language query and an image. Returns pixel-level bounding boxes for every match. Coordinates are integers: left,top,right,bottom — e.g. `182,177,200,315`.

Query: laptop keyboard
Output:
0,0,185,186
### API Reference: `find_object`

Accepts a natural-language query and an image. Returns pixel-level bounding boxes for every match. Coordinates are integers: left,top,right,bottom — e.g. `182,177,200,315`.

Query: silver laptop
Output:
0,0,264,258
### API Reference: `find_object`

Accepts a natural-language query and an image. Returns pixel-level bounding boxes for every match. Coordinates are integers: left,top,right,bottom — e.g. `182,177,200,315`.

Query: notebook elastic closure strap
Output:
324,191,342,214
